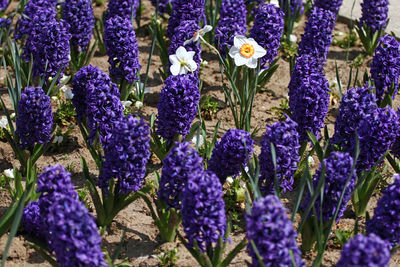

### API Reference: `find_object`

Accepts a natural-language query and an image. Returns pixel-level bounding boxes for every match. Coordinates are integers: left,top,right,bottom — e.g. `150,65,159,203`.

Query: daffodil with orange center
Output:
228,35,266,68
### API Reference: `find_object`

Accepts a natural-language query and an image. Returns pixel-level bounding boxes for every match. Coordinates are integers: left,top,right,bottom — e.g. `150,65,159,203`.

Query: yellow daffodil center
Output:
240,43,255,58
179,59,188,67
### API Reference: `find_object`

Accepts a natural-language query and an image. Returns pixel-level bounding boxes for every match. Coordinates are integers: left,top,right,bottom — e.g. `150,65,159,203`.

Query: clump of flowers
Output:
107,0,140,19
157,142,204,210
47,193,107,267
62,0,95,51
181,170,226,251
367,174,400,249
167,0,205,39
22,201,44,239
370,35,400,100
16,87,53,149
246,195,304,266
156,74,200,142
314,0,343,15
288,55,330,142
359,0,389,33
297,7,336,60
104,15,140,83
208,129,254,183
303,152,356,223
249,3,284,68
99,115,151,194
168,20,201,75
27,18,71,81
259,117,300,194
336,234,391,267
214,0,247,57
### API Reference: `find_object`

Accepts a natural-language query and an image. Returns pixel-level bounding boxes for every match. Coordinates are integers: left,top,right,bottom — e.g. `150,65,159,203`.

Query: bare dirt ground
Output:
1,0,400,266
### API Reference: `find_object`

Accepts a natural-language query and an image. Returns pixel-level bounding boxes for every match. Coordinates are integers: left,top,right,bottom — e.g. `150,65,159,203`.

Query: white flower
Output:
192,134,204,147
122,100,133,110
53,135,64,145
0,117,8,129
226,177,234,184
229,35,266,68
289,34,297,44
61,86,74,100
307,156,315,167
270,0,279,7
169,46,198,76
183,25,213,45
3,169,14,179
135,101,143,109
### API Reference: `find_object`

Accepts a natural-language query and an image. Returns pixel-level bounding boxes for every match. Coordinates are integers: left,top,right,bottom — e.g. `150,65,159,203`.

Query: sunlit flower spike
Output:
184,25,213,45
229,35,266,69
169,46,198,76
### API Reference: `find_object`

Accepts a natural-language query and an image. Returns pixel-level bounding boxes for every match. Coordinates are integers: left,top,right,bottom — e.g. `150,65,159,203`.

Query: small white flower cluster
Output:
0,117,8,129
169,26,267,76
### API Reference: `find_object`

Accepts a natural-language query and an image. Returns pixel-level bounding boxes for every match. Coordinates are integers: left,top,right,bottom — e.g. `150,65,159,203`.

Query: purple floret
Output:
367,174,400,249
181,170,226,251
370,35,400,101
0,0,8,11
259,116,300,194
22,201,44,239
156,74,200,142
104,15,141,83
214,0,247,57
107,0,140,19
167,0,205,39
359,0,389,33
303,152,356,223
249,3,284,69
336,234,391,267
208,129,254,183
47,193,107,267
157,142,204,210
99,114,151,194
16,87,53,149
62,0,95,51
288,54,330,142
314,0,343,15
297,6,336,60
246,195,304,267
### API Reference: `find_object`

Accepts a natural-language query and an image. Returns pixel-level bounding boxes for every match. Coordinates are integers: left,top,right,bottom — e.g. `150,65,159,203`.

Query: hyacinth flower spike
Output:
169,46,198,76
228,36,266,69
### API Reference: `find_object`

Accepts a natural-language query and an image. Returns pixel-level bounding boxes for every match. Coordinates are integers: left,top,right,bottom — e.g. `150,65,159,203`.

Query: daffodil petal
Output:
234,53,248,66
170,63,181,76
233,35,247,48
246,57,258,69
253,45,267,58
203,25,213,34
229,46,240,59
187,50,196,60
176,46,188,60
188,60,198,71
169,54,179,65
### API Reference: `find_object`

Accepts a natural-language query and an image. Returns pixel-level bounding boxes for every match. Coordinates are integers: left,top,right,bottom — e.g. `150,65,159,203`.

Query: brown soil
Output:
1,0,400,266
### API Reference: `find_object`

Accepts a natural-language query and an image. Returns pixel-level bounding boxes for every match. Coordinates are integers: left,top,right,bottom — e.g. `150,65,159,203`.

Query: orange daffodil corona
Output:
184,25,213,45
229,35,266,69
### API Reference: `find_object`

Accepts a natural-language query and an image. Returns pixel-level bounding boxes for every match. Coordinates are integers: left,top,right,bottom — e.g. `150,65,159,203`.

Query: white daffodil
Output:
229,35,266,69
169,46,197,76
184,25,213,45
3,169,14,179
61,86,74,100
270,0,279,7
0,117,8,129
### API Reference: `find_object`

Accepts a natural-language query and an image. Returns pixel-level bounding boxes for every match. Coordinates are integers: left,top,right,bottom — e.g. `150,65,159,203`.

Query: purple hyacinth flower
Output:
107,0,140,19
297,6,336,60
156,74,200,142
208,129,254,183
16,87,53,149
288,54,330,142
367,174,400,249
0,18,11,29
104,15,141,83
246,195,304,266
303,152,356,223
22,201,44,239
259,116,300,194
62,0,95,52
150,0,171,15
47,193,107,267
181,170,226,251
359,0,389,33
214,0,247,57
336,234,391,267
0,0,9,12
167,0,205,39
249,3,284,69
279,0,304,18
100,114,151,194
157,142,204,210
314,0,343,15
370,35,400,100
